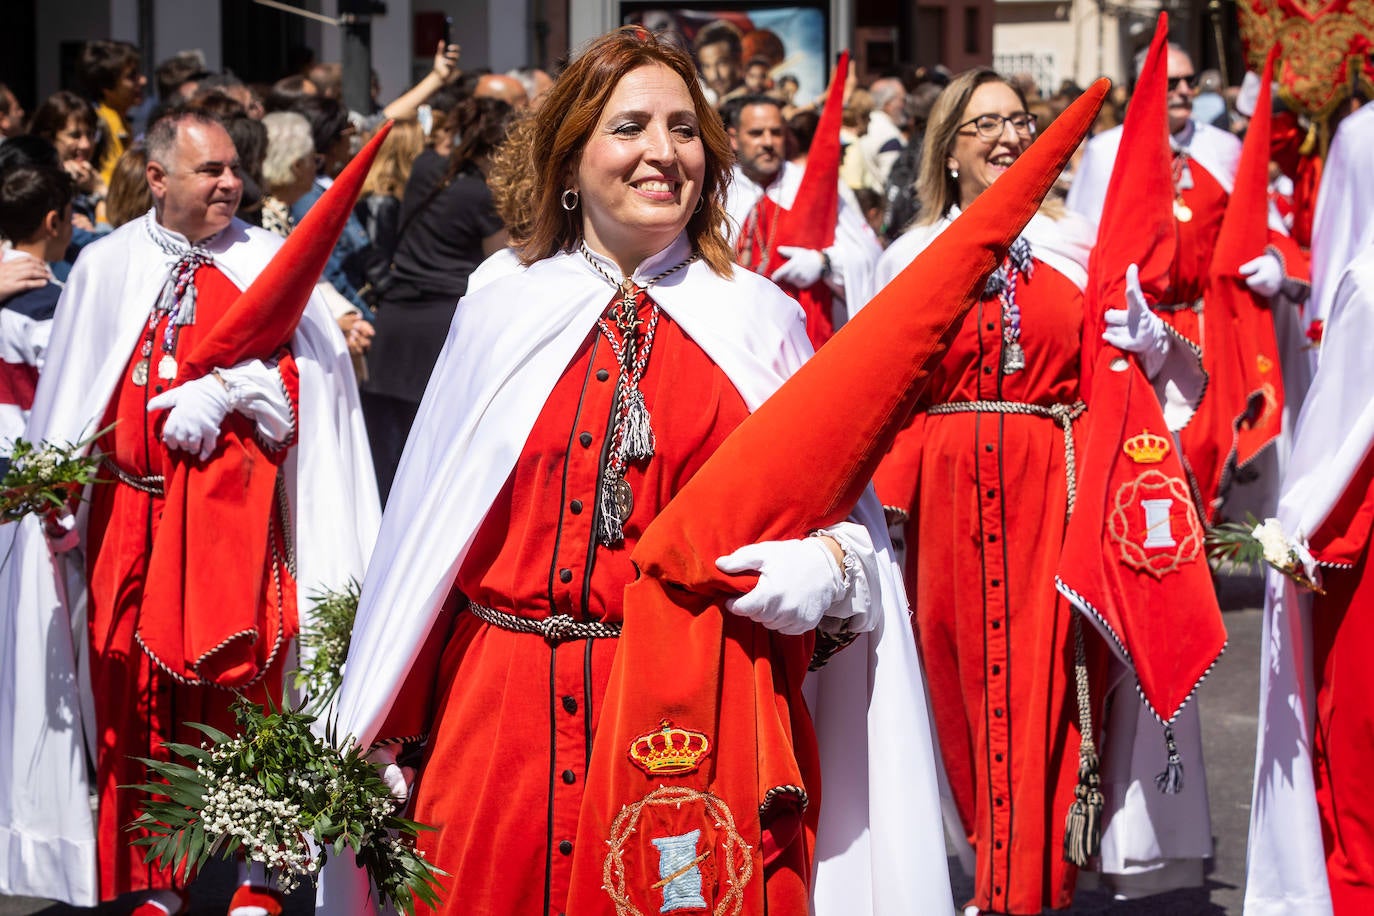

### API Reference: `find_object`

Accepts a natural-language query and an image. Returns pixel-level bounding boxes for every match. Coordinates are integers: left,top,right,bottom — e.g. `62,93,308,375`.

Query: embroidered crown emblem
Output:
1123,429,1171,464
628,720,711,776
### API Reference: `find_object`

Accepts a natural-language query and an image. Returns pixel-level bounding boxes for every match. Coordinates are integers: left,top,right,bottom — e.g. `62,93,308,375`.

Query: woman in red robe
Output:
871,69,1195,915
332,30,935,916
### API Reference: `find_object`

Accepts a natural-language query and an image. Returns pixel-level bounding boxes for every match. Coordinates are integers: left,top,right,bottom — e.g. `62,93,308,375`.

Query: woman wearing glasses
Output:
868,68,1181,915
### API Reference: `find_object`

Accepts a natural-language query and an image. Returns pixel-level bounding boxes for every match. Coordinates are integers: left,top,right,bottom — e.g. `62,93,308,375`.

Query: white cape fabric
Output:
872,208,1213,894
1244,240,1374,915
0,213,380,906
335,236,953,915
724,160,884,318
1308,104,1374,328
1068,120,1242,225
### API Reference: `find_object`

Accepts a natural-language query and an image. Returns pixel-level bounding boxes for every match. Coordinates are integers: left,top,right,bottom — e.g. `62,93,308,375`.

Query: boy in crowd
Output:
0,165,74,471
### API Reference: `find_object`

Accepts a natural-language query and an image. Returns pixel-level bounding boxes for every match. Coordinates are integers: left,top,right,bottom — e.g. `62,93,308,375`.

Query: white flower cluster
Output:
12,446,61,477
1252,518,1291,567
1251,517,1319,585
197,768,316,893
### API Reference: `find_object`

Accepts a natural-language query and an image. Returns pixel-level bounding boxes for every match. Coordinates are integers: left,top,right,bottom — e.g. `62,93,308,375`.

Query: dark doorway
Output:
222,0,309,85
0,0,38,110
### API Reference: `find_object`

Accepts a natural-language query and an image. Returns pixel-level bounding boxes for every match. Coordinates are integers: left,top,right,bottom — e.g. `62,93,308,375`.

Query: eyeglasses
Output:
957,113,1037,141
1168,73,1200,91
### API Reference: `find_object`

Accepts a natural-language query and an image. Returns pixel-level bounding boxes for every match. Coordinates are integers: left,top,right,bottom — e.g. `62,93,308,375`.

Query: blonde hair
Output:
916,68,1027,224
359,119,426,200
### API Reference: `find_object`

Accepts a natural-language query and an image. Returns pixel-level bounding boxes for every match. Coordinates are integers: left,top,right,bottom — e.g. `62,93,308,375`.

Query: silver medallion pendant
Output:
157,355,178,380
612,477,634,524
131,359,149,386
1002,341,1026,375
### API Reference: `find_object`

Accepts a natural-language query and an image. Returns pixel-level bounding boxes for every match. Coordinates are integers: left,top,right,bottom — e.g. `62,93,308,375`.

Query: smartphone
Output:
442,15,453,47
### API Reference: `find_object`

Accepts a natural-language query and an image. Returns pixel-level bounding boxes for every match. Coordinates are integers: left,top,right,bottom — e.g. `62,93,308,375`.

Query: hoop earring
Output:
561,189,579,211
693,196,704,215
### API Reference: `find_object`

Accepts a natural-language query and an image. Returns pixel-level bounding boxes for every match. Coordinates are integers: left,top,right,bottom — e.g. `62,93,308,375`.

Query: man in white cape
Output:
0,112,379,910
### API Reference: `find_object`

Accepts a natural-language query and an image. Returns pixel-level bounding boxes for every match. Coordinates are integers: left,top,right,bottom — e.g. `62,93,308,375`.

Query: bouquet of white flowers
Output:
1207,514,1323,593
129,697,443,913
1,426,109,524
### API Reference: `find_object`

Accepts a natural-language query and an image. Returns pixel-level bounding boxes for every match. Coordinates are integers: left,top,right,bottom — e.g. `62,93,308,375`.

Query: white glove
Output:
1238,253,1283,298
770,246,827,288
1102,263,1171,380
147,374,233,461
715,537,848,636
366,745,416,805
216,359,294,445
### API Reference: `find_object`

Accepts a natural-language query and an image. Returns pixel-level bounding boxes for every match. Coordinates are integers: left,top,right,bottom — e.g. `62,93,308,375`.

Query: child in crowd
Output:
0,165,74,472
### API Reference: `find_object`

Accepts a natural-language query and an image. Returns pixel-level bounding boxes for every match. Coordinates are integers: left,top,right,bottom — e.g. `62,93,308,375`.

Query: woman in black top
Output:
362,97,513,499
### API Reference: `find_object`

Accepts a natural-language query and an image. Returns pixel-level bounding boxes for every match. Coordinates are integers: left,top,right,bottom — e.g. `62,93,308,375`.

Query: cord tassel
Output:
620,389,655,460
1154,725,1184,794
177,281,197,326
598,474,624,547
1063,747,1103,867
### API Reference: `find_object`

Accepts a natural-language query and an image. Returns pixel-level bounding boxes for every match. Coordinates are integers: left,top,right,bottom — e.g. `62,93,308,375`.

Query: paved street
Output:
3,576,1264,915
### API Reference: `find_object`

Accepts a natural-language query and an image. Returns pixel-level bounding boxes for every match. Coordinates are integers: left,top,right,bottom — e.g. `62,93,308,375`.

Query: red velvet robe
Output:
1159,160,1229,348
84,265,299,900
382,301,809,915
873,254,1108,914
1307,451,1374,912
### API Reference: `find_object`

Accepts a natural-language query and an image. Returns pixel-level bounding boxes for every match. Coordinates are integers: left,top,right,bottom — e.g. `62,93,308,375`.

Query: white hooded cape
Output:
0,213,380,906
335,236,953,915
1308,104,1374,328
1244,240,1374,916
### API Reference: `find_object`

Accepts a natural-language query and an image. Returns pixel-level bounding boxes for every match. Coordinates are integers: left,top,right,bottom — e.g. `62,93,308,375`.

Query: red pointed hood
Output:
776,51,848,250
1082,12,1175,398
176,120,395,381
636,79,1111,589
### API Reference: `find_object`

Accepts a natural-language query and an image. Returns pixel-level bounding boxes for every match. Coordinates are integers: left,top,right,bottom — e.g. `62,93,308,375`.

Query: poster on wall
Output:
621,3,830,108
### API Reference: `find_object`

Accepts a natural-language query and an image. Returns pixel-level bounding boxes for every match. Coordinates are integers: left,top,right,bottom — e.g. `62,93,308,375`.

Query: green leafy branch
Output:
294,579,361,712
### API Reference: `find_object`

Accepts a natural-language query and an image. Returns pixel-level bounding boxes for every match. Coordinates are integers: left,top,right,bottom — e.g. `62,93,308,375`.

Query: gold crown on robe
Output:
1123,429,1171,464
628,720,712,775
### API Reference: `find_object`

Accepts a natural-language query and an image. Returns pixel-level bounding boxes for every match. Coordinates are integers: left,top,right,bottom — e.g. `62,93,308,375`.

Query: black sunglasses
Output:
1168,73,1201,91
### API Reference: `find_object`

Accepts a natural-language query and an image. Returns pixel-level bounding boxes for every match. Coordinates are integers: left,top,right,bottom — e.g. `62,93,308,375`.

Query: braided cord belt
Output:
925,397,1102,862
102,458,166,496
468,601,622,645
924,399,1086,513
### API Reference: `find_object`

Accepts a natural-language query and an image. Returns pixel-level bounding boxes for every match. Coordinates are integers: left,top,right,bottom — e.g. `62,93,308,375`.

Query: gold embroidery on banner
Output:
603,785,754,916
628,721,712,776
1108,470,1204,578
1122,429,1171,465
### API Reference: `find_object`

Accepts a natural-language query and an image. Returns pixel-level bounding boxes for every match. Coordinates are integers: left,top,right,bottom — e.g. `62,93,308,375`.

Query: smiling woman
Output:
331,25,930,916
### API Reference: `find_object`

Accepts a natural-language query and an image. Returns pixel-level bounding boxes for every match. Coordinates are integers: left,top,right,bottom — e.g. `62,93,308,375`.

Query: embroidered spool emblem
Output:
1122,429,1171,464
1108,470,1203,578
651,830,709,911
628,720,711,776
603,786,753,916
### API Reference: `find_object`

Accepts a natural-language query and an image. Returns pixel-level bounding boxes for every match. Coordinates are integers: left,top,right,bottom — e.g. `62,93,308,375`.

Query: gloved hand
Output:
366,745,416,805
216,359,294,445
1238,253,1283,298
146,374,233,461
715,537,848,636
770,246,827,288
1103,263,1170,380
